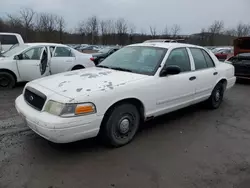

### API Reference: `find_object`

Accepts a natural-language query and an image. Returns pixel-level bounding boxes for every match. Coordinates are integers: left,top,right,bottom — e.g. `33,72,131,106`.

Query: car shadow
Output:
236,78,250,85
47,102,206,153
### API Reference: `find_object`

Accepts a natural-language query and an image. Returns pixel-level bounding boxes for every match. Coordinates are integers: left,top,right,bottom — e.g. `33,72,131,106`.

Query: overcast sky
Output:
0,0,249,34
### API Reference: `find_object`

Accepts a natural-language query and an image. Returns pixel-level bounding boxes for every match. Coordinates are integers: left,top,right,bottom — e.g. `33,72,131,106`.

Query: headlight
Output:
44,100,96,117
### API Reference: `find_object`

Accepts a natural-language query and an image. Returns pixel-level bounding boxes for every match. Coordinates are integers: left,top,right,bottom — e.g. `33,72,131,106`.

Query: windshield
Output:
98,46,167,75
98,48,111,53
1,44,29,57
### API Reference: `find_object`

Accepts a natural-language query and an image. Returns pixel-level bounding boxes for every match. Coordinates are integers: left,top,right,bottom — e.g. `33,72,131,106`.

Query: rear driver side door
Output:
50,46,76,74
188,48,219,102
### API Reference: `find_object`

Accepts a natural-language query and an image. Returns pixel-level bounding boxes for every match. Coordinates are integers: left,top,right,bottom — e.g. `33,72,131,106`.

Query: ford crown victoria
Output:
15,42,236,147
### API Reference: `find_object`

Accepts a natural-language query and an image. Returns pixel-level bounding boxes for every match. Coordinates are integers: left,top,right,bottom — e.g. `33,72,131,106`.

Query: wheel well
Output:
218,79,227,90
0,69,17,82
100,98,145,128
71,65,85,70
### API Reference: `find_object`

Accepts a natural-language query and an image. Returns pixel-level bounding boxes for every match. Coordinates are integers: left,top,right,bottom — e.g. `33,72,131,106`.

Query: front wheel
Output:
206,82,225,109
101,103,140,147
0,72,16,89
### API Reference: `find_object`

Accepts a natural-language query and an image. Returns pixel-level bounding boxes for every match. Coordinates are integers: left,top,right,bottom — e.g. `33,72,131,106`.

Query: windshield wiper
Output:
96,65,111,69
110,67,132,72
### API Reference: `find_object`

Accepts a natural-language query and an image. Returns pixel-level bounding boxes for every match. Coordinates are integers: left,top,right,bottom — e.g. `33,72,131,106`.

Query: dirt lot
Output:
1,82,250,188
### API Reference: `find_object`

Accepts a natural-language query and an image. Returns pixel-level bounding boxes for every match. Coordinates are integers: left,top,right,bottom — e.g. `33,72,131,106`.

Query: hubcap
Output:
0,77,9,87
215,90,220,102
119,118,130,134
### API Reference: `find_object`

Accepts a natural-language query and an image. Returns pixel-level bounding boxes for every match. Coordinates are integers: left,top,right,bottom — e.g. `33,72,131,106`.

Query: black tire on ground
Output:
206,82,225,109
0,72,16,89
71,65,84,71
100,103,140,147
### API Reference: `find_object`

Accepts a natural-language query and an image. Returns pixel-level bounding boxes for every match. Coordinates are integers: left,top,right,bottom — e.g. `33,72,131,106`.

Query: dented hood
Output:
32,67,148,99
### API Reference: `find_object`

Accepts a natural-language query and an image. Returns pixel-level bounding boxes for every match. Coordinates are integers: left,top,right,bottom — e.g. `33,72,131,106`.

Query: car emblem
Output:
29,95,34,101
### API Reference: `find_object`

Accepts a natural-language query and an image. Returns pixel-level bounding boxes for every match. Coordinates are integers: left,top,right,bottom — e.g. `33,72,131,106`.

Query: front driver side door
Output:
154,48,196,116
17,46,50,81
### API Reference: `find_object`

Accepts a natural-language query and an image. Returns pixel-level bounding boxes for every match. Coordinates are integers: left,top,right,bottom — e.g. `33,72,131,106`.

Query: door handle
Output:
189,76,196,81
213,72,218,75
66,60,73,62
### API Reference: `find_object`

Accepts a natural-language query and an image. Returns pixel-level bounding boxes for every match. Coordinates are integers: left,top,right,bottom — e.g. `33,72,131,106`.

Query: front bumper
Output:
15,95,103,143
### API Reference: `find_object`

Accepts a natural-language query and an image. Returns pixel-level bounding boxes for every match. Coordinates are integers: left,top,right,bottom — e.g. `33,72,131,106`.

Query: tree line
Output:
0,8,249,46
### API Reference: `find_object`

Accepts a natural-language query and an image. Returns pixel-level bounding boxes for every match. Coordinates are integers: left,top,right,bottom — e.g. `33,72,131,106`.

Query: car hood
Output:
32,67,148,99
0,56,13,62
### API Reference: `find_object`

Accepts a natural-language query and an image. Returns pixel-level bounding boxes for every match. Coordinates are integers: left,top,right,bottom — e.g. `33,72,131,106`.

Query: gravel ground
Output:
0,81,250,188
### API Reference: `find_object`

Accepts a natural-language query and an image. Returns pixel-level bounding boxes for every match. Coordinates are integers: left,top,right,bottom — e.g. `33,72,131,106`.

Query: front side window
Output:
98,46,167,75
54,47,73,57
22,47,44,60
165,48,191,72
190,48,208,70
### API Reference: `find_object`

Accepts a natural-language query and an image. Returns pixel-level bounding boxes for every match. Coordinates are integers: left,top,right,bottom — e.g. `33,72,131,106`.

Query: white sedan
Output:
0,43,95,88
15,42,236,147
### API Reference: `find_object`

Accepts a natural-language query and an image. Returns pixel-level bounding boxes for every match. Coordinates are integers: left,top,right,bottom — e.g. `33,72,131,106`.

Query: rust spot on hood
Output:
76,88,83,92
81,73,99,78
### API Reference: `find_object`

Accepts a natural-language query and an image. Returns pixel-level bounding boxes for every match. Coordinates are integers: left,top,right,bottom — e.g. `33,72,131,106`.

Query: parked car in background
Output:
143,39,186,43
90,47,121,65
225,53,250,79
78,45,100,53
0,32,24,53
15,42,235,147
233,37,250,56
214,48,234,61
0,43,95,89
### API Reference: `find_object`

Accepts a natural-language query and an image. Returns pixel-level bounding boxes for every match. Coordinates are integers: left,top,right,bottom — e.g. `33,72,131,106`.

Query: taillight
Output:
90,57,95,61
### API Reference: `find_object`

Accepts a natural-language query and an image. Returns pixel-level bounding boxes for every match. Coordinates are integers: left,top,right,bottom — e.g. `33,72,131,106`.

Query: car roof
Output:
128,42,203,49
26,43,68,47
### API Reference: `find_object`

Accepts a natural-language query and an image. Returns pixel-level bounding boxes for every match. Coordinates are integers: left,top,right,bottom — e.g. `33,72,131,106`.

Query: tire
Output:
0,72,16,89
101,103,140,147
71,65,84,71
206,82,225,109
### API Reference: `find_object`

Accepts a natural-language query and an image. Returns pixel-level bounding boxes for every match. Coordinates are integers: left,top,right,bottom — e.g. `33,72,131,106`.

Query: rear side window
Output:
54,47,73,57
0,35,18,45
201,50,215,68
190,48,208,70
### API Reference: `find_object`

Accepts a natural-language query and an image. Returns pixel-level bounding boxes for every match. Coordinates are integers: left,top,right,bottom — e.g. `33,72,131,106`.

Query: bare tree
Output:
19,8,35,41
149,25,157,38
116,18,128,45
209,20,224,34
85,16,99,44
235,23,250,37
163,25,170,38
128,23,136,43
171,24,181,38
56,16,65,43
224,28,236,36
76,21,86,43
36,13,58,41
208,20,224,45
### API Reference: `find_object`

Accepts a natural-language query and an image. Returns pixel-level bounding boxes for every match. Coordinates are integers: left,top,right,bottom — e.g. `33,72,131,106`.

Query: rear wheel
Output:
0,72,16,89
206,82,225,109
100,103,140,147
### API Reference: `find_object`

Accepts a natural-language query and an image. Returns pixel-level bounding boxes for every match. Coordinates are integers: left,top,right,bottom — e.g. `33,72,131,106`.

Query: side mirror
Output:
160,65,181,77
14,55,19,60
14,54,23,60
